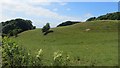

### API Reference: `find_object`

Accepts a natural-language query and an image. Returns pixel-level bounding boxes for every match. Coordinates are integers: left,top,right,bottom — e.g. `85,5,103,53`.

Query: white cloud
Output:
84,13,94,18
53,8,58,11
1,0,81,22
66,8,71,11
82,13,94,21
0,0,96,27
59,2,67,5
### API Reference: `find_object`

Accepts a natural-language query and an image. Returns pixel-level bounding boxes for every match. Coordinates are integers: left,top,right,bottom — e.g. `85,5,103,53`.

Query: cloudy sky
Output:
0,0,119,28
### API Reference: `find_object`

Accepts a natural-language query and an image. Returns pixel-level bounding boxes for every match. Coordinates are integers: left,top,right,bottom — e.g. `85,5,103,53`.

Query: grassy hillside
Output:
11,20,119,66
0,36,2,67
0,47,1,67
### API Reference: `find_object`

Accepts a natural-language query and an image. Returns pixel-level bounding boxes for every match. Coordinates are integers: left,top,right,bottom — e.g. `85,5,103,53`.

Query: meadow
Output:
11,20,119,66
0,36,2,67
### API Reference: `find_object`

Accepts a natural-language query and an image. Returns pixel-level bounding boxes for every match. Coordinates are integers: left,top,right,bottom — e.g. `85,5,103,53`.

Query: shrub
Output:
2,37,29,67
42,23,50,33
33,26,36,29
2,37,43,67
86,17,96,21
41,23,52,35
52,51,71,66
34,49,43,66
57,21,80,27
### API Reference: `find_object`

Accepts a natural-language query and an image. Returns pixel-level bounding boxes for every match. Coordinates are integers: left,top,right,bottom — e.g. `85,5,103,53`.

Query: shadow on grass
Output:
44,30,54,35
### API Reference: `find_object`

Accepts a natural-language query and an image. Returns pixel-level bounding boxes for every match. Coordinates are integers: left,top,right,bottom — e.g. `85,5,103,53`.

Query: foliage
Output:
86,17,96,21
2,18,35,37
33,26,36,29
52,51,71,66
41,23,52,35
2,37,72,67
86,12,120,21
2,37,43,67
0,23,2,35
42,23,50,33
57,21,80,27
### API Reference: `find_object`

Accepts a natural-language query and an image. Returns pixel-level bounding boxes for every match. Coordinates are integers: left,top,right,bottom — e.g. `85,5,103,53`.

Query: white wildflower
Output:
36,49,43,58
38,49,43,55
53,51,63,60
28,53,30,56
66,55,70,60
36,55,39,58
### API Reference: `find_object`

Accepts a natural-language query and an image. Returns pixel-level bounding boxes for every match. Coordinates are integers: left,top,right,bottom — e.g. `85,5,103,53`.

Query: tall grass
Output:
2,37,73,67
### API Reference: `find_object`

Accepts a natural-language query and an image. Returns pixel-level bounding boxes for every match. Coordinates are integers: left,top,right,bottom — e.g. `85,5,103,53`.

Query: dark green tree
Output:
42,23,50,33
2,18,36,37
86,12,120,21
86,17,96,21
57,21,80,27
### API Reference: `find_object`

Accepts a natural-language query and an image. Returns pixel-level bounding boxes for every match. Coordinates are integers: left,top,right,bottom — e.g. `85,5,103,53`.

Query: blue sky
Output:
1,0,119,28
42,2,118,18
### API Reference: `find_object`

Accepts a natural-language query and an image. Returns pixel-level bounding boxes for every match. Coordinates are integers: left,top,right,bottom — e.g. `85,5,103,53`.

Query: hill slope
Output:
11,20,119,66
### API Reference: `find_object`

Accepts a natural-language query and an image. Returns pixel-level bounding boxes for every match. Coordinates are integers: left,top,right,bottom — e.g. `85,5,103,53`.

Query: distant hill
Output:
86,12,120,21
2,18,36,36
57,21,81,27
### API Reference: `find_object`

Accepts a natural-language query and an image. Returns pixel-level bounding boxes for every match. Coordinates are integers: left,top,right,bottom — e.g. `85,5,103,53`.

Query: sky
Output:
0,0,119,28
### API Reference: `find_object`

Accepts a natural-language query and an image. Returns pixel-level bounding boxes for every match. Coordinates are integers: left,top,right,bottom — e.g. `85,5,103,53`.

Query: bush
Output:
86,17,96,21
52,51,71,66
41,23,52,35
33,26,36,29
42,23,50,33
57,21,80,27
2,37,43,67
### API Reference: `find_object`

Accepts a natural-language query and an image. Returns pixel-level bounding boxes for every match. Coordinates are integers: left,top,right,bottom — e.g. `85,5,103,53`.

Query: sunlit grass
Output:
11,20,119,66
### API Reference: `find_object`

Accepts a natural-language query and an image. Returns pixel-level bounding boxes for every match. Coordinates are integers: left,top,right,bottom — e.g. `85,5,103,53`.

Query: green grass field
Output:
11,20,119,66
0,36,2,67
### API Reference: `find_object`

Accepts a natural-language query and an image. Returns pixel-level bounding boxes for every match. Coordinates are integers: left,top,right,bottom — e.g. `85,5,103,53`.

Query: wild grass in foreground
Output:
0,46,2,68
3,37,112,67
2,37,75,67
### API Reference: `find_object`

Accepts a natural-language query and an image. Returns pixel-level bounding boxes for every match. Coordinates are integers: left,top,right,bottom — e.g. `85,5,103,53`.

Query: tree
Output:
86,12,120,21
57,21,80,27
13,30,17,37
42,23,50,33
41,23,53,35
86,17,96,21
2,18,36,37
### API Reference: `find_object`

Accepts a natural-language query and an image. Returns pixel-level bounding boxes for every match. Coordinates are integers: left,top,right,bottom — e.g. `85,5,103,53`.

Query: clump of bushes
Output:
57,21,80,27
2,37,43,67
42,23,53,35
52,51,71,66
42,23,50,33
